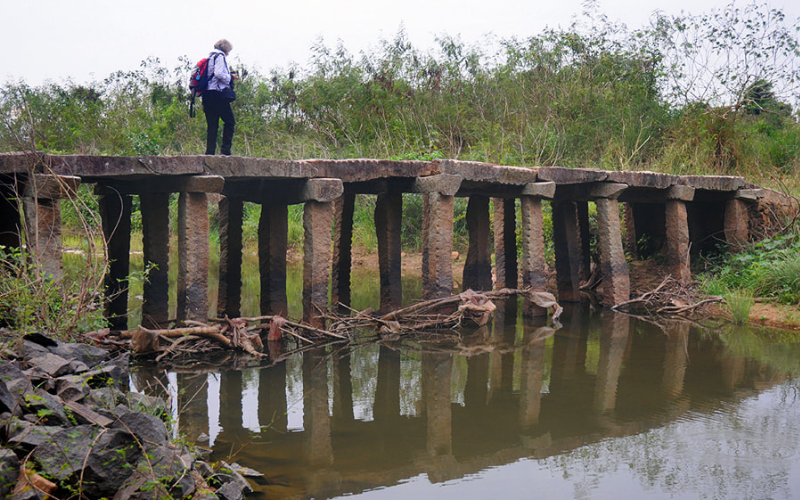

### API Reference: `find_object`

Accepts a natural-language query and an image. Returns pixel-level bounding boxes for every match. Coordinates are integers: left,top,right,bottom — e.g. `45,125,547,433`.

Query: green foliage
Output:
724,288,755,325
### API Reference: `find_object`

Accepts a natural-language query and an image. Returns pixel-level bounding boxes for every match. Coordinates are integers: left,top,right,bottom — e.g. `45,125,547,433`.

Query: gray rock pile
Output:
0,333,253,499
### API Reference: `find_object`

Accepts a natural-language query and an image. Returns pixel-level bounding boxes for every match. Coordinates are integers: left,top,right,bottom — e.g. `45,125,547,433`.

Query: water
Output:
131,279,800,499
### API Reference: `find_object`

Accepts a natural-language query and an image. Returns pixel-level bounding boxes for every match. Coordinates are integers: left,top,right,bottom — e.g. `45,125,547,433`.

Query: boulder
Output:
0,447,20,497
26,353,73,378
112,411,169,448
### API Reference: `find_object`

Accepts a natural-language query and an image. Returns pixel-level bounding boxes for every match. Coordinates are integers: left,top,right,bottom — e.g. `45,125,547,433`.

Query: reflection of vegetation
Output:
717,325,800,375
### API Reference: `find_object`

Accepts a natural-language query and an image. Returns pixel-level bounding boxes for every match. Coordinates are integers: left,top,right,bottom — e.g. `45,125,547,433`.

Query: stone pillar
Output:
552,200,583,302
303,201,334,327
593,183,630,307
22,174,80,280
665,201,691,284
331,193,355,309
520,183,554,317
0,181,22,252
97,186,132,330
492,197,517,289
177,192,210,324
576,201,592,283
417,175,461,300
217,196,244,318
623,203,638,260
462,195,492,292
258,204,288,317
724,198,749,252
594,311,631,413
375,192,403,311
140,193,171,328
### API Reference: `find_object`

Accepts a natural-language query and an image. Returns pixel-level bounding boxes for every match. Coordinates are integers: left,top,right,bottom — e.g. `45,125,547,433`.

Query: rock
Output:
7,419,64,449
54,375,91,402
49,342,110,369
0,447,20,497
112,411,169,447
26,353,73,378
0,380,18,414
126,392,169,417
24,389,70,426
116,444,195,499
213,461,253,500
31,425,140,497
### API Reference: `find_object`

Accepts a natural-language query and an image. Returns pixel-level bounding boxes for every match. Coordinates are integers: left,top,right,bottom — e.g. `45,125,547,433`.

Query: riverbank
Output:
0,333,254,499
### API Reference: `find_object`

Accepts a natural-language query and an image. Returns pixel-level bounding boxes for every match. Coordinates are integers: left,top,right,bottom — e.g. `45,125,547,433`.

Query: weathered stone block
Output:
596,198,630,307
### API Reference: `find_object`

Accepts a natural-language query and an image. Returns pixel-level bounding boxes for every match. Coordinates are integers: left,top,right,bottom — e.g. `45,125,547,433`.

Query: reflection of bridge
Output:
132,304,785,498
0,153,790,328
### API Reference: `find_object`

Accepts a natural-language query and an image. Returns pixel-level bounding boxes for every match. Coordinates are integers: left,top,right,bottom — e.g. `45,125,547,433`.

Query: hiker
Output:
203,39,237,155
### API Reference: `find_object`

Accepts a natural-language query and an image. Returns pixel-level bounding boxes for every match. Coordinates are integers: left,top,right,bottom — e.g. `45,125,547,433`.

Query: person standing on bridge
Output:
203,39,238,155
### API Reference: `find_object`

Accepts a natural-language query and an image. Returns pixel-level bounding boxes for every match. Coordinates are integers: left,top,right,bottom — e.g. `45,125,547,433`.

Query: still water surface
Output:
132,265,800,499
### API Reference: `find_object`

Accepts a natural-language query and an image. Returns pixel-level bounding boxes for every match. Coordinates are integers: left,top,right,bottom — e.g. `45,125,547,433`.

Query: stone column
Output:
176,176,223,324
140,193,171,328
592,183,630,307
623,203,639,260
552,200,583,302
375,192,403,311
594,311,631,413
22,174,80,280
417,174,461,300
258,204,288,317
576,201,592,283
303,200,334,327
97,186,132,330
724,198,750,252
462,195,492,292
217,196,244,318
520,182,554,317
492,197,517,289
665,186,695,284
331,193,355,309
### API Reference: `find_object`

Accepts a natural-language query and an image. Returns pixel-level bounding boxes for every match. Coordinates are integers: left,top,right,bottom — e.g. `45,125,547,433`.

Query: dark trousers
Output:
203,91,235,155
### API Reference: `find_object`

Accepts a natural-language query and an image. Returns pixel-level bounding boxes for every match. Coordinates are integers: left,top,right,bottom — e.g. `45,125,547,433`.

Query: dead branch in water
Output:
612,276,722,316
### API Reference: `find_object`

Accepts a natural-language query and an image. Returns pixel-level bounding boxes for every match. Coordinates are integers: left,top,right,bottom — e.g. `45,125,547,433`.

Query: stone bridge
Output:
0,153,788,328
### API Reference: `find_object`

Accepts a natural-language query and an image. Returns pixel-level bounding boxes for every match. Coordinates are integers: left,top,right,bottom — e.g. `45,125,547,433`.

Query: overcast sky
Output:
3,0,798,86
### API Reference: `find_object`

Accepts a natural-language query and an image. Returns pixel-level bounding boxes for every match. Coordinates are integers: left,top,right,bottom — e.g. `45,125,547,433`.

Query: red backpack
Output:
189,54,216,117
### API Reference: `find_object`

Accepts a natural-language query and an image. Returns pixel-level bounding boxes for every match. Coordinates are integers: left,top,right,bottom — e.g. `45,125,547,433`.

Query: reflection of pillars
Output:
374,345,401,421
488,298,517,403
259,362,288,433
332,348,354,423
303,201,334,327
331,194,355,309
177,373,209,443
720,353,746,390
97,187,132,330
177,191,210,323
549,307,588,391
594,193,630,307
594,312,631,413
465,348,489,409
140,193,170,328
219,369,243,433
724,198,749,252
662,322,689,398
0,181,21,252
492,197,517,289
463,195,492,291
552,200,583,302
375,192,403,311
520,191,548,316
218,196,243,318
421,353,453,456
23,174,80,280
303,348,333,467
421,191,455,299
258,204,288,317
519,324,547,429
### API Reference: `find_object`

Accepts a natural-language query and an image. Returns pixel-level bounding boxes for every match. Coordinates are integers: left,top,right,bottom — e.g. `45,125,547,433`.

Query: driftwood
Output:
612,276,723,316
113,288,560,360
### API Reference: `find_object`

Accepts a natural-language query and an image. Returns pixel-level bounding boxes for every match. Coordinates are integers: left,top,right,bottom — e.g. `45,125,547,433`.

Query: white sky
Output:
2,0,799,86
